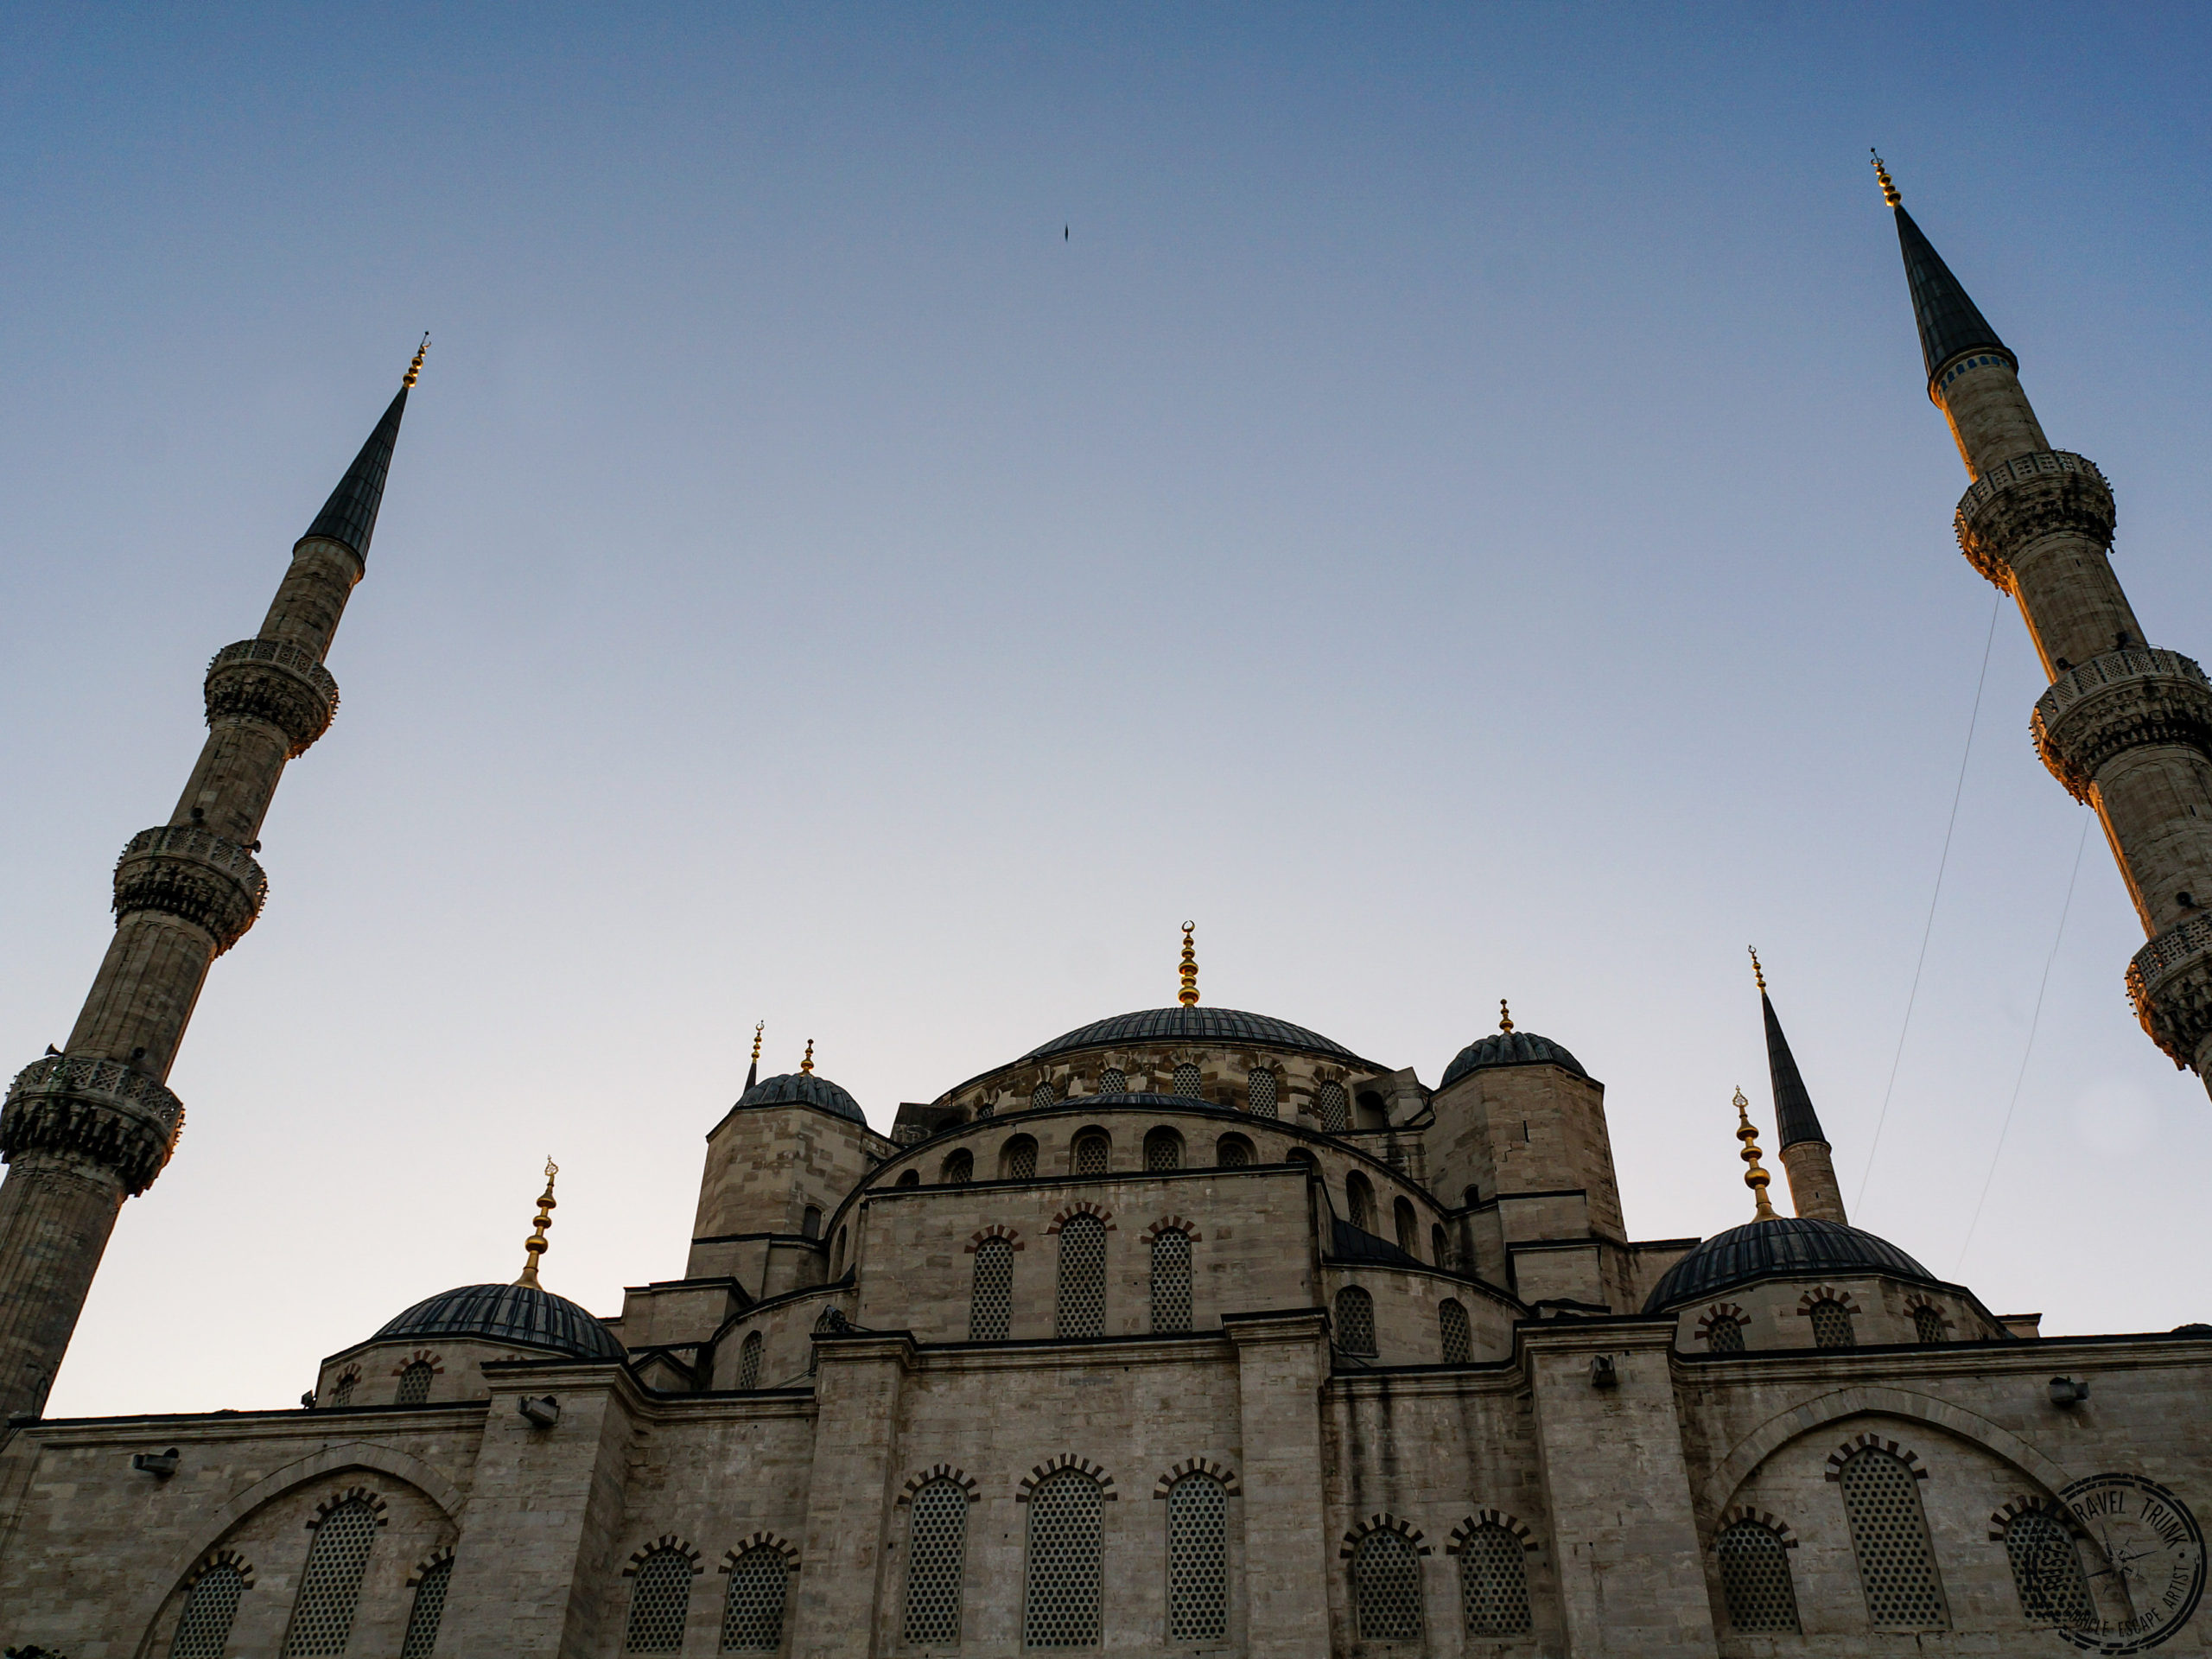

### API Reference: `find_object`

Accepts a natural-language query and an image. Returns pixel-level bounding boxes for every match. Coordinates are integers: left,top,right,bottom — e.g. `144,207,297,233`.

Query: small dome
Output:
1020,1007,1370,1065
737,1071,866,1125
1440,1029,1586,1088
372,1282,625,1362
1643,1217,1937,1313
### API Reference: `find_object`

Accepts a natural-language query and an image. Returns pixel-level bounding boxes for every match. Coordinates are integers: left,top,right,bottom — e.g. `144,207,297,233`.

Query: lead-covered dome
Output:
1020,1007,1370,1065
372,1282,626,1362
1440,1029,1586,1088
736,1071,865,1125
1643,1217,1937,1313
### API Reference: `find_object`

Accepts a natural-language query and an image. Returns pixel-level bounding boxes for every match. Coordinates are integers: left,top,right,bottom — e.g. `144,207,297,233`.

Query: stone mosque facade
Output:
4,168,2212,1659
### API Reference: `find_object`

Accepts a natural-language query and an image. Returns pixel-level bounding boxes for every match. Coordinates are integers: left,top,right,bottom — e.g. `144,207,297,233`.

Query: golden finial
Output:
515,1158,559,1288
800,1039,815,1075
750,1022,765,1065
403,332,430,390
1733,1089,1778,1221
1871,150,1901,207
1749,946,1767,995
1178,922,1199,1007
1498,999,1514,1034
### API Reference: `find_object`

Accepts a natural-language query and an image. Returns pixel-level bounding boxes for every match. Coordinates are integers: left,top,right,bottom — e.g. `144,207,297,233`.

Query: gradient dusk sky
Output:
3,4,2208,1417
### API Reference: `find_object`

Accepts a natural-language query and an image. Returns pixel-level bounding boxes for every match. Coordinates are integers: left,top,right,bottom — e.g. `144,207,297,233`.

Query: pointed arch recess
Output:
1152,1458,1240,1497
1017,1454,1117,1501
1046,1202,1116,1235
623,1535,704,1575
963,1224,1024,1254
1447,1510,1537,1554
896,1464,980,1506
1140,1215,1204,1244
720,1533,802,1571
1339,1513,1431,1559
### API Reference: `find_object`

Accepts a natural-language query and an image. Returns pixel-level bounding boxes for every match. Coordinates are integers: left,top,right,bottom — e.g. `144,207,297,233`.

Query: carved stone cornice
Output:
111,826,269,953
204,639,340,757
2127,917,2212,1071
1953,450,2114,592
0,1054,184,1193
2029,648,2212,801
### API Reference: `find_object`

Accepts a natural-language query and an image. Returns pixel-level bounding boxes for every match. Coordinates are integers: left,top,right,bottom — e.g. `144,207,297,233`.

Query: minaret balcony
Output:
204,637,340,757
2030,648,2212,802
2127,916,2212,1072
111,825,270,953
0,1054,184,1194
1954,449,2114,591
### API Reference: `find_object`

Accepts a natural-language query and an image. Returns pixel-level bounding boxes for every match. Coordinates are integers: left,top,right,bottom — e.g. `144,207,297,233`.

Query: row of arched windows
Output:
911,1127,1266,1187
1346,1518,1535,1640
1702,1297,1950,1353
622,1542,793,1652
1333,1287,1475,1364
975,1067,1389,1128
968,1216,1197,1340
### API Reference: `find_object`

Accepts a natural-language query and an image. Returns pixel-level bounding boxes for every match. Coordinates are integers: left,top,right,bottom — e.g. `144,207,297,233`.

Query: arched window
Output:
1172,1062,1203,1099
1336,1286,1376,1356
396,1361,433,1406
1836,1447,1948,1629
1151,1229,1192,1333
801,1205,823,1239
1352,1529,1422,1641
1166,1472,1230,1643
1145,1128,1183,1171
830,1226,847,1280
1057,1214,1107,1338
328,1372,356,1408
1247,1068,1278,1116
1033,1081,1057,1109
399,1555,452,1659
1463,1185,1480,1209
1286,1147,1316,1173
896,1169,919,1187
942,1149,973,1185
1315,1080,1350,1132
1457,1522,1531,1636
1025,1467,1106,1648
970,1236,1014,1341
281,1497,379,1656
1394,1197,1419,1255
720,1544,789,1651
1913,1305,1946,1345
1707,1315,1745,1353
1097,1068,1127,1095
1439,1299,1471,1364
1073,1132,1109,1176
1715,1520,1800,1632
2004,1510,2094,1628
1357,1090,1389,1130
168,1560,247,1658
808,1306,846,1376
1809,1299,1856,1349
1002,1135,1039,1180
902,1478,969,1647
735,1331,764,1390
1216,1135,1253,1167
1345,1173,1376,1234
624,1547,696,1652
1432,1224,1450,1268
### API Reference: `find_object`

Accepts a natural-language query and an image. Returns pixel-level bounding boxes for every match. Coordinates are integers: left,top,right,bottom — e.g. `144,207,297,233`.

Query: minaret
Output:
1750,950,1847,1223
0,346,423,1419
1876,157,2212,1096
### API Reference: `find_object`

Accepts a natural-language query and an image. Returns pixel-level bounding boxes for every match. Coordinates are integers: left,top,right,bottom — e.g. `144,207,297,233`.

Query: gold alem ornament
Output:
514,1159,560,1289
1732,1089,1778,1222
1871,149,1902,207
1749,945,1767,995
800,1039,816,1076
1499,999,1515,1033
1179,923,1200,1007
404,332,430,389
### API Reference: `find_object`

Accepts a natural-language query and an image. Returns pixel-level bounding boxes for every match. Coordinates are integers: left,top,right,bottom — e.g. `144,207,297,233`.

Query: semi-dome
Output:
1440,1029,1586,1088
736,1071,866,1125
1020,1007,1370,1065
372,1281,626,1362
1643,1217,1938,1313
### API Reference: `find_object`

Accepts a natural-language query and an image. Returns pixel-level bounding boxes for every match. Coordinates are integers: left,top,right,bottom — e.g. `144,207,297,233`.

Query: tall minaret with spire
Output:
1876,157,2212,1096
1750,950,1847,1223
0,346,424,1419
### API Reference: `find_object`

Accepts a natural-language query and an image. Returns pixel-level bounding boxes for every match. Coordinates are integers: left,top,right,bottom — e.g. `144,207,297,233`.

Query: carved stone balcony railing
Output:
112,825,270,953
1,1053,185,1193
205,637,340,757
2029,647,2212,801
2127,915,2212,1072
1954,450,2114,591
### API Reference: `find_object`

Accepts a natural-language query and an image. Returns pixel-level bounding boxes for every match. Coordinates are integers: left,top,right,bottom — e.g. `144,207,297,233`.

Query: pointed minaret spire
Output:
1872,154,2010,388
746,1021,764,1091
515,1159,559,1288
1179,922,1199,1007
1750,949,1847,1224
303,336,425,562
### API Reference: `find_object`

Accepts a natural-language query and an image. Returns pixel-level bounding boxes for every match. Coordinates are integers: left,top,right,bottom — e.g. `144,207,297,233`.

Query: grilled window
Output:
1914,1305,1946,1344
902,1479,969,1648
1073,1134,1109,1176
1716,1521,1800,1632
1057,1214,1107,1338
1172,1063,1203,1100
1336,1286,1376,1356
1033,1081,1057,1109
328,1372,356,1408
400,1556,453,1659
1150,1230,1192,1333
720,1545,788,1651
624,1548,696,1652
971,1236,1014,1341
1345,1173,1376,1234
1097,1069,1127,1095
1458,1522,1531,1637
1810,1299,1856,1349
942,1149,974,1185
169,1561,246,1659
281,1498,379,1656
1145,1128,1183,1171
736,1331,764,1390
1246,1068,1278,1116
1837,1448,1948,1629
1024,1469,1106,1648
1216,1135,1252,1168
1394,1197,1418,1255
1003,1135,1039,1180
1166,1473,1230,1643
1315,1081,1350,1132
1707,1315,1745,1353
1439,1299,1471,1364
2005,1510,2094,1629
396,1361,433,1406
1352,1529,1423,1642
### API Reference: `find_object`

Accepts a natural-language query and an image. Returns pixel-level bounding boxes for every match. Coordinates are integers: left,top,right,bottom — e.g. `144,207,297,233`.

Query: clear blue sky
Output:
3,4,2208,1415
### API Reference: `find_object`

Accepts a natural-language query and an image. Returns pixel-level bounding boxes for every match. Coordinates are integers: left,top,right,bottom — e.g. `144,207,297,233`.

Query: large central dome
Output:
1019,1006,1372,1065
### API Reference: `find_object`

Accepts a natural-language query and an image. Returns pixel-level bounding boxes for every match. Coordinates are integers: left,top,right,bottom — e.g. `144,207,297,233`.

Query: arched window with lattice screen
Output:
1216,1135,1252,1168
395,1361,433,1406
1172,1063,1202,1099
1315,1080,1349,1132
1810,1299,1856,1348
1351,1529,1422,1641
2004,1510,2094,1629
1166,1472,1229,1643
168,1560,247,1659
1145,1128,1183,1171
1073,1133,1109,1176
1247,1068,1278,1116
327,1372,355,1408
1707,1315,1745,1354
1345,1173,1376,1234
735,1331,764,1390
1836,1447,1948,1629
970,1235,1014,1341
1025,1468,1106,1648
1715,1520,1799,1632
1914,1305,1946,1344
1097,1068,1127,1095
624,1548,696,1652
902,1479,969,1648
896,1169,919,1186
281,1498,379,1656
1003,1135,1038,1179
720,1545,789,1651
1336,1286,1376,1356
942,1149,973,1185
1457,1522,1531,1636
1151,1229,1192,1333
1439,1299,1471,1364
399,1555,452,1659
1032,1081,1057,1109
1057,1215,1107,1338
